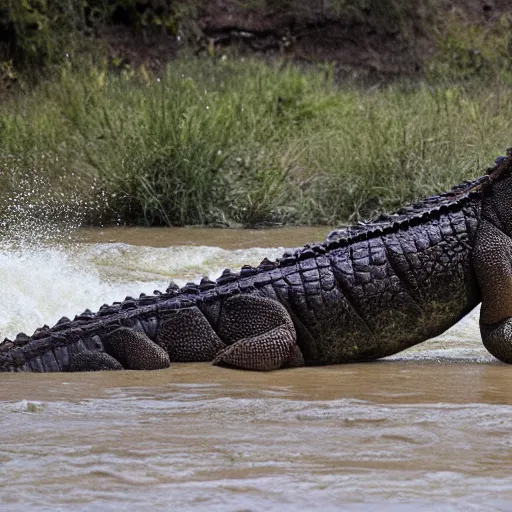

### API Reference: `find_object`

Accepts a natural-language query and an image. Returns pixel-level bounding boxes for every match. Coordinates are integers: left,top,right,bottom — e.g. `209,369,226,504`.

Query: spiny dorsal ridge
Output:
182,282,200,294
166,282,179,293
298,248,316,261
32,326,51,339
258,258,277,270
121,300,137,310
15,332,30,343
217,268,238,285
199,277,216,291
240,265,258,277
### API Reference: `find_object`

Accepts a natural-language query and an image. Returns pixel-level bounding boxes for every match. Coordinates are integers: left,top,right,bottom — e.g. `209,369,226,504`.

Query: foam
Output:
0,242,285,340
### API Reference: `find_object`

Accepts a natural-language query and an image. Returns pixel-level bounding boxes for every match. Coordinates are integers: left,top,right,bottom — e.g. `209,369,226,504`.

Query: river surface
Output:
1,227,511,511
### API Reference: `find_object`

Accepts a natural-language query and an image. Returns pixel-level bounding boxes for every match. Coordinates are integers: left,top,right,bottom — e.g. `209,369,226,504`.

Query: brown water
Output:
1,227,510,511
75,226,330,249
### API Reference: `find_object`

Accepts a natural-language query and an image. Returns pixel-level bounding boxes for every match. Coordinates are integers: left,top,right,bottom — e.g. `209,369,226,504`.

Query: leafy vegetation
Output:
1,56,511,227
0,0,437,76
428,11,512,81
1,1,512,227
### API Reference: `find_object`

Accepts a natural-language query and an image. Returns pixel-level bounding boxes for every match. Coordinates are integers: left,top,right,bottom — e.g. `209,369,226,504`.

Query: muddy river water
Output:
1,227,512,511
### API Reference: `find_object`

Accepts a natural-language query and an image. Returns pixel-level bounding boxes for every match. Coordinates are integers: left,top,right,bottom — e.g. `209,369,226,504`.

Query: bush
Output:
428,12,512,81
1,56,512,227
0,0,198,74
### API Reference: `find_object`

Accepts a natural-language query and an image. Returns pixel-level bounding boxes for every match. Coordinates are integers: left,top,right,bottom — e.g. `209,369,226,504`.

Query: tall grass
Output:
1,57,512,227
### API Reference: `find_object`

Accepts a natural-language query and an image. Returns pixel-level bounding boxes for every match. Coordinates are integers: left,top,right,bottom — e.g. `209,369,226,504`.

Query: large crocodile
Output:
2,153,512,373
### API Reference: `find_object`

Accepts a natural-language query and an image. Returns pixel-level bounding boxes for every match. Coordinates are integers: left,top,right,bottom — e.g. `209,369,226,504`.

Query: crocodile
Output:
3,152,512,373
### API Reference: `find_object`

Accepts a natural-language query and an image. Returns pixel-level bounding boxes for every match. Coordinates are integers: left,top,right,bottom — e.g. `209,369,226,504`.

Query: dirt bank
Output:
98,0,512,82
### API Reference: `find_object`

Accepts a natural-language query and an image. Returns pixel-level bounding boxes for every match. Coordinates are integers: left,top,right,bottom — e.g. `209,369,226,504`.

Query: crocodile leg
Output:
68,350,123,372
154,296,303,371
102,328,171,370
474,219,512,363
155,307,226,362
67,328,170,371
212,295,304,371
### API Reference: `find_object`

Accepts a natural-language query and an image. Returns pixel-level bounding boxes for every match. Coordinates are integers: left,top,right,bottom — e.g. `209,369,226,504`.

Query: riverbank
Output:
3,1,512,84
2,57,512,227
1,2,512,227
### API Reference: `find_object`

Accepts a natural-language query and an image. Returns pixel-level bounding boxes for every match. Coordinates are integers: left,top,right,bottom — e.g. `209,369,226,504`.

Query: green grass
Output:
1,56,512,227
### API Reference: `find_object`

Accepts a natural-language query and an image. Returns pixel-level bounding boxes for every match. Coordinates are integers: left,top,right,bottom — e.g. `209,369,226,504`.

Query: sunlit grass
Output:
1,57,511,227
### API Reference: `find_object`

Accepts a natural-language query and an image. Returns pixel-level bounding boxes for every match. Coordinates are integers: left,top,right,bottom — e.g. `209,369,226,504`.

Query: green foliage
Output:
2,0,512,228
0,0,441,77
1,56,512,227
428,13,512,80
296,84,508,224
0,0,87,68
0,0,199,73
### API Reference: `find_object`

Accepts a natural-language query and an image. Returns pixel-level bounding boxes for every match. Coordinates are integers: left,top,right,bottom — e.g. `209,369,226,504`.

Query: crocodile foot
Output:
481,320,512,364
212,295,303,371
156,295,304,371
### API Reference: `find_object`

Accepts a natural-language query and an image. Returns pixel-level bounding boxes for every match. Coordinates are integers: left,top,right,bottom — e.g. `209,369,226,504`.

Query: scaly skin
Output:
3,153,512,372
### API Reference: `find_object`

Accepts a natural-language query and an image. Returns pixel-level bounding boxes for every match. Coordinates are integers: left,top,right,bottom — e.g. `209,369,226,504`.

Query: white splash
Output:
0,242,285,340
0,245,160,339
